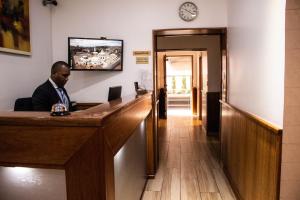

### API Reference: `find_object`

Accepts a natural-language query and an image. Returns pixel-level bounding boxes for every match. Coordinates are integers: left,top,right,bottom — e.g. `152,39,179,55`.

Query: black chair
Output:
14,97,33,111
134,82,139,91
158,88,166,119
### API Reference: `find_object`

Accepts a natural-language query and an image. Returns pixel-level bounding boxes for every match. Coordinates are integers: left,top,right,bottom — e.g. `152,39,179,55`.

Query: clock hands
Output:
183,8,196,16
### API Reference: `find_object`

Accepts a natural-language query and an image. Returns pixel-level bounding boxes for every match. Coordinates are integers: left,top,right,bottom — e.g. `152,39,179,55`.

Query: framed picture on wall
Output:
0,0,31,55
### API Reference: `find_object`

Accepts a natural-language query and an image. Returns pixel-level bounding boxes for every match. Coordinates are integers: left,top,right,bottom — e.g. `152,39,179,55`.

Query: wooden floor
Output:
142,109,236,200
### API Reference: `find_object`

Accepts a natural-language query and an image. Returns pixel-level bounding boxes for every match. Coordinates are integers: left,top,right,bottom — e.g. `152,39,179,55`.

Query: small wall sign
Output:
133,50,151,64
133,51,151,56
136,56,149,64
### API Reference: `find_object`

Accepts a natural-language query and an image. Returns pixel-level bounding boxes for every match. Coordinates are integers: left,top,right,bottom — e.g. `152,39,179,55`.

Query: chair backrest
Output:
134,82,139,91
14,97,33,111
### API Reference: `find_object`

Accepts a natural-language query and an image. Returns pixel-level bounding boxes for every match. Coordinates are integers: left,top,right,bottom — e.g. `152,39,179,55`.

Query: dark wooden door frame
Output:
199,55,203,120
153,27,228,114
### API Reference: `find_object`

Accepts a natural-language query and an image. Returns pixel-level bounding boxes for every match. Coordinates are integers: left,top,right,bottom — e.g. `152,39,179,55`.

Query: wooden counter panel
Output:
65,129,105,200
75,103,102,110
0,112,103,127
101,95,152,200
0,94,152,127
146,110,155,176
102,95,152,155
220,102,282,200
0,93,154,200
0,126,97,167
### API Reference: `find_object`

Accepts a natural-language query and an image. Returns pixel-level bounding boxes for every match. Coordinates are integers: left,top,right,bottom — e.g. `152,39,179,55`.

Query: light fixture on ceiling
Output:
42,0,58,6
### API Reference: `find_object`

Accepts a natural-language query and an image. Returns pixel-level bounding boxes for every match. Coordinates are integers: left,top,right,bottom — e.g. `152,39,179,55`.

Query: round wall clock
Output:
179,2,198,22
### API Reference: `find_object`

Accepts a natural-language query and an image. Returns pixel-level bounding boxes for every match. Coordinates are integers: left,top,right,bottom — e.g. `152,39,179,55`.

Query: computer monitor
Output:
108,86,122,101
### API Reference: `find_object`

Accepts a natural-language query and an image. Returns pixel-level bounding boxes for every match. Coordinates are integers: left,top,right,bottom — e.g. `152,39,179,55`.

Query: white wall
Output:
167,57,192,76
0,1,52,110
227,0,286,126
51,0,227,102
157,35,221,92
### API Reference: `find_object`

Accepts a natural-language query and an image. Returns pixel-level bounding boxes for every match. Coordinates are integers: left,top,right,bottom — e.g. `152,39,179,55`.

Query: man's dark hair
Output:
51,61,70,74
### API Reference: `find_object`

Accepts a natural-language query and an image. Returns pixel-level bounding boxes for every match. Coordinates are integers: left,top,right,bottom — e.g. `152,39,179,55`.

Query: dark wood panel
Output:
101,95,152,155
220,101,282,200
192,87,197,115
0,126,97,167
75,102,102,110
104,139,115,200
65,129,105,200
146,110,155,176
0,95,148,127
153,28,227,36
220,101,281,134
243,120,257,200
198,88,202,120
202,91,207,131
207,92,220,134
202,92,220,136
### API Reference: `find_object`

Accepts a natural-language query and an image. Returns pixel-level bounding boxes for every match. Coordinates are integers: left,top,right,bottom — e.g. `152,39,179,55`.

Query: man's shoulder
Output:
36,80,52,90
33,80,54,94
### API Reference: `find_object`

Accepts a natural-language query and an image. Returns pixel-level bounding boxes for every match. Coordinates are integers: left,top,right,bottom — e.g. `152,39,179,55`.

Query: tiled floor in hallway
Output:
142,108,236,200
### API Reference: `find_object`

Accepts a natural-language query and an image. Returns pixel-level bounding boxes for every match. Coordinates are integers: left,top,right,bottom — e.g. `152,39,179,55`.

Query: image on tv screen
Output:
68,37,123,71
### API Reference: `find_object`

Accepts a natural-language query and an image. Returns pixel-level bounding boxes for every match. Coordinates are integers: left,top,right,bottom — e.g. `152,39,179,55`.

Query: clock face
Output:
179,2,198,22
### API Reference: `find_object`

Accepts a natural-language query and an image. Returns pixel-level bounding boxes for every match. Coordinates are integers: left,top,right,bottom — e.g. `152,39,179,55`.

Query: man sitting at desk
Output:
32,61,72,111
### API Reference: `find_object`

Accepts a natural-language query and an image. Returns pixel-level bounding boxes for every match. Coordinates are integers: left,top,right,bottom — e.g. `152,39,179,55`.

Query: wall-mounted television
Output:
68,37,123,71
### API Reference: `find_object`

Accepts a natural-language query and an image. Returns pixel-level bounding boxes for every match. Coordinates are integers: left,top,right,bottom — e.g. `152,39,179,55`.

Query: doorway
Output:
156,50,204,118
151,28,227,175
153,28,227,134
166,55,192,116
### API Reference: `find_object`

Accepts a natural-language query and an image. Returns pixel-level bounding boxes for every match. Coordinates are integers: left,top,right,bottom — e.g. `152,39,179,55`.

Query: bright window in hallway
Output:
166,75,191,94
166,56,192,109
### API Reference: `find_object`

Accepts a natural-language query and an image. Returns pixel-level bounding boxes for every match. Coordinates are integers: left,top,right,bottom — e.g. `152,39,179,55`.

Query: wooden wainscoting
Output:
220,101,282,200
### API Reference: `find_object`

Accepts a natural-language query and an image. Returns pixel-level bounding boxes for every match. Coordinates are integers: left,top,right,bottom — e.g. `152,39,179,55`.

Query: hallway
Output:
142,109,236,200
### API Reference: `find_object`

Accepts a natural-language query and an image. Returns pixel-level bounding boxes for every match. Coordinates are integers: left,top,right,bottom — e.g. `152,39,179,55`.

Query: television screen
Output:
68,37,123,71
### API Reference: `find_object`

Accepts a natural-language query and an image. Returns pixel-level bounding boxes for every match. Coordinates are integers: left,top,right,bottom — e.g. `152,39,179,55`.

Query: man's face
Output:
53,65,70,88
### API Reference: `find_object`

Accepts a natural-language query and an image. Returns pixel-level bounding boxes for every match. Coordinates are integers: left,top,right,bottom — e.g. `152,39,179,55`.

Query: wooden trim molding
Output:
75,102,102,110
220,100,282,134
153,27,227,36
220,100,282,200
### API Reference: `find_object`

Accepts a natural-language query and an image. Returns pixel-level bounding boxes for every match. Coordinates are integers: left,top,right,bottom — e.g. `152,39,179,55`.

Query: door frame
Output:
199,55,202,120
153,27,228,116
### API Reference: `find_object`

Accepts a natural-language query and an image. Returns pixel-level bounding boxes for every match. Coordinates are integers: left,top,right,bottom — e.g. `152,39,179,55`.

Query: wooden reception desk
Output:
0,93,154,200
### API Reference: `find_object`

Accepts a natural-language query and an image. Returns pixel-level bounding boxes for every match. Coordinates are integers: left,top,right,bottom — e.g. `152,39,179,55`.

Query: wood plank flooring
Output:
142,110,236,200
